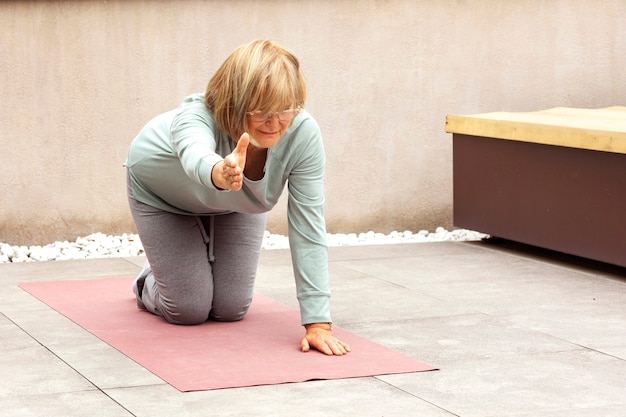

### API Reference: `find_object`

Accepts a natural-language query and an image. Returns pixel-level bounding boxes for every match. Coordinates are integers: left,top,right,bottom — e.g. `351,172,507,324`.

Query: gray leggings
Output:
127,176,267,325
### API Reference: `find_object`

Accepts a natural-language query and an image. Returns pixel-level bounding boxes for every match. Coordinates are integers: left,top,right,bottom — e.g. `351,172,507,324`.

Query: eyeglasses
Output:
246,108,302,122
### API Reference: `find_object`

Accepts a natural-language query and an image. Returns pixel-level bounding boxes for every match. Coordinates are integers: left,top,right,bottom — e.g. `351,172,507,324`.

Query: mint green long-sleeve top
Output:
124,94,330,325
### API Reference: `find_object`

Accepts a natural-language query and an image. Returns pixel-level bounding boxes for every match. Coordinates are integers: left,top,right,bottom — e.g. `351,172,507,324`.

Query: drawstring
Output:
208,215,216,262
195,216,215,262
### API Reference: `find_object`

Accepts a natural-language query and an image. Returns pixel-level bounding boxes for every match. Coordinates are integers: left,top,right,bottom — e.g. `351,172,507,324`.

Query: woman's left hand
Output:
300,323,351,356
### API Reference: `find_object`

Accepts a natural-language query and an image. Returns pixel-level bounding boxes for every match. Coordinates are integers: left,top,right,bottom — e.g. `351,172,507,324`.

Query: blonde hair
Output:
205,39,307,139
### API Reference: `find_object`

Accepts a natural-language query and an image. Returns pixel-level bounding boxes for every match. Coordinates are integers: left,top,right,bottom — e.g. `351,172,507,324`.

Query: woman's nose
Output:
265,114,281,125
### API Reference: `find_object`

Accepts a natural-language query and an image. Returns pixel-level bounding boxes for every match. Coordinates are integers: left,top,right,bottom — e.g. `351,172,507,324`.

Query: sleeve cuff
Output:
198,155,230,191
298,294,332,325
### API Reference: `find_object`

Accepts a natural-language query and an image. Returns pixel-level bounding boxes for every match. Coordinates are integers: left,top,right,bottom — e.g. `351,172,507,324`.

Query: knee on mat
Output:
162,305,211,326
209,304,251,322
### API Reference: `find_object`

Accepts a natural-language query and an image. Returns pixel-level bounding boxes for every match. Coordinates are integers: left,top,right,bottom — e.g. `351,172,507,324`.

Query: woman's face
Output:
245,104,302,148
245,113,291,148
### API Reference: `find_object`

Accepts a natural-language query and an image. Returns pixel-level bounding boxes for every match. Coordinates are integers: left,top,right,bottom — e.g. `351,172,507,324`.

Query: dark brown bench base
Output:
453,133,626,268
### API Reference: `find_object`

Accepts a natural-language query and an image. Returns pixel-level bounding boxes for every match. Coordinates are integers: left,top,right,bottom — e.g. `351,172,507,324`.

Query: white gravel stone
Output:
0,228,488,263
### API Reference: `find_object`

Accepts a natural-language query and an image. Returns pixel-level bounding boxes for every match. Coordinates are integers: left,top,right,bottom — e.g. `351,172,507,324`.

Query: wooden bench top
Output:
446,106,626,154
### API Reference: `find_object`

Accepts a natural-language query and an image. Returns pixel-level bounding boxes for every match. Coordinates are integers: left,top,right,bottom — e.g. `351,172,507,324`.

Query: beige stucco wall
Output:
1,0,625,245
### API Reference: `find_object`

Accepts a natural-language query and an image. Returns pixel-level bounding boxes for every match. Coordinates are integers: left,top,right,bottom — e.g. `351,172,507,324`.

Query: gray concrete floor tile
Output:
0,284,53,312
7,309,165,389
106,377,456,417
478,240,626,280
122,255,147,269
0,391,134,417
329,271,477,323
595,344,626,360
0,314,41,350
522,405,626,417
379,349,626,417
500,304,626,351
253,254,299,308
346,313,579,366
0,257,138,283
327,241,489,261
1,258,140,312
335,246,626,348
0,345,95,397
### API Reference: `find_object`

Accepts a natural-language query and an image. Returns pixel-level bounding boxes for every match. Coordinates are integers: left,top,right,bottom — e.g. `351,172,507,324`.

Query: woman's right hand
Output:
211,132,249,191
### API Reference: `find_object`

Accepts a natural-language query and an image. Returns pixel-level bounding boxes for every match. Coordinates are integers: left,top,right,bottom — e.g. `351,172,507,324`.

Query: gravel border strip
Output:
1,227,488,263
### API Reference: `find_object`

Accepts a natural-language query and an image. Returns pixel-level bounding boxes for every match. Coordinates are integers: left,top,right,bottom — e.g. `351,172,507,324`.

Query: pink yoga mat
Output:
19,277,436,391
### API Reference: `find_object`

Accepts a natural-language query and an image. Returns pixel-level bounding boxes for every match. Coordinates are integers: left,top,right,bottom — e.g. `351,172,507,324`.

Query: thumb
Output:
236,132,250,154
300,336,310,352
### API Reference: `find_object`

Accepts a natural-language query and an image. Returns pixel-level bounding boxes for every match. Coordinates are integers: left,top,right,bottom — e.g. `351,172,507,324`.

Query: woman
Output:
124,39,350,356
